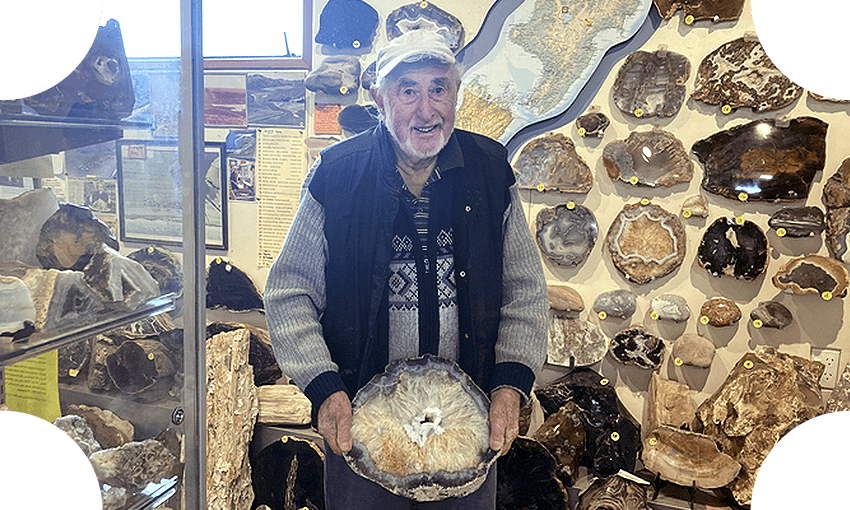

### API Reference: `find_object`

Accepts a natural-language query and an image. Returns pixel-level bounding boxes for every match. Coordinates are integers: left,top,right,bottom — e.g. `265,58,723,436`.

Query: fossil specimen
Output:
612,49,690,119
642,425,741,489
0,188,59,267
89,439,178,491
256,385,311,426
304,56,361,95
603,128,693,188
692,36,803,112
206,258,264,311
821,157,850,209
649,293,690,322
592,290,637,320
646,372,695,432
514,133,593,193
548,317,610,367
693,117,828,202
654,0,745,22
576,474,649,510
386,2,464,53
548,285,583,317
0,276,36,339
531,400,586,486
127,246,183,298
697,217,769,280
496,437,569,510
610,324,665,369
768,206,825,238
606,202,686,285
252,436,325,510
314,0,379,50
535,204,598,267
575,111,609,138
750,301,793,329
681,194,709,218
699,297,741,327
36,203,119,271
772,254,850,298
671,333,715,368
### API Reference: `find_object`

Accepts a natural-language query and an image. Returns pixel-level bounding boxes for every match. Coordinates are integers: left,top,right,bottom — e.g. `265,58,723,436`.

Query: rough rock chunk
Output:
576,474,649,510
772,254,850,298
575,111,609,138
548,317,610,368
53,414,101,456
83,244,160,310
304,56,361,95
606,202,686,285
603,128,693,188
535,204,598,267
531,401,586,486
514,133,593,193
36,203,119,271
699,297,741,327
256,385,311,426
106,339,176,395
0,188,59,266
698,217,769,281
768,207,825,238
612,50,690,119
821,157,850,209
610,324,665,369
642,425,741,489
89,439,178,491
58,338,91,381
66,404,134,449
646,372,695,432
681,194,709,218
206,258,264,311
127,246,183,298
592,290,637,320
207,321,282,386
671,333,715,368
649,293,690,322
750,301,793,329
825,207,850,260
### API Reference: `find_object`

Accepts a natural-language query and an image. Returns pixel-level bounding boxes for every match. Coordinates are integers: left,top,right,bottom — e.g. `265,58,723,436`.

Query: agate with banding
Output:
681,194,708,218
768,206,825,238
314,0,379,50
606,202,686,285
653,0,745,22
535,204,597,267
575,111,609,138
612,49,690,119
576,474,649,510
693,117,828,202
496,437,569,509
548,317,610,367
593,289,637,320
610,324,665,370
692,36,803,112
772,254,850,298
386,2,464,53
649,293,689,322
699,297,741,327
514,133,593,193
304,56,361,96
698,217,769,280
642,425,741,489
750,301,793,329
0,188,59,267
603,128,693,188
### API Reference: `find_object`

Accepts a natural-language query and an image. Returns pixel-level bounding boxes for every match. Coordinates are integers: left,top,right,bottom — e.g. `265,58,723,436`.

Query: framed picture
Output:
117,140,228,250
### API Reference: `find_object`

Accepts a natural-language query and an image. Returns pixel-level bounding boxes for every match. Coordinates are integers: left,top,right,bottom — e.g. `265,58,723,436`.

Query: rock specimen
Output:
256,384,311,426
694,117,828,202
548,285,584,317
36,203,119,271
101,486,128,510
649,293,690,322
386,2,464,53
603,128,693,188
90,439,178,491
750,301,793,329
671,333,715,368
207,328,259,510
83,245,160,310
826,363,850,413
681,194,709,218
612,49,690,119
699,297,741,327
535,204,598,267
692,36,803,112
206,322,282,386
65,404,134,449
53,414,101,456
16,267,104,331
606,202,686,285
304,56,361,96
346,355,496,501
58,338,91,381
576,474,649,510
693,347,825,506
610,325,665,370
548,317,610,367
821,157,850,209
0,276,36,339
575,111,609,138
821,157,850,260
768,207,825,238
206,258,264,311
314,0,379,50
88,334,119,392
592,290,637,320
251,436,325,510
647,373,695,432
642,425,741,489
0,188,59,266
531,400,586,486
337,104,379,134
106,339,176,395
772,254,850,298
496,437,569,510
127,246,183,298
697,217,769,280
514,133,593,193
654,0,745,22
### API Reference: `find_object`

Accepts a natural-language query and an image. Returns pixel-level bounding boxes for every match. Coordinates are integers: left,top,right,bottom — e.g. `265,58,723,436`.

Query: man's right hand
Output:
316,390,353,455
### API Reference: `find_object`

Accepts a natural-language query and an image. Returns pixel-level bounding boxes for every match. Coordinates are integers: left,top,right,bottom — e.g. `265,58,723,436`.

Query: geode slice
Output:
612,49,690,119
535,204,598,267
496,437,569,510
576,474,649,510
698,217,769,280
693,347,824,507
386,2,464,53
825,208,850,260
346,355,497,501
89,438,178,491
603,129,693,188
304,56,361,96
642,425,741,489
671,333,715,368
772,254,850,298
768,206,825,237
36,203,119,271
83,245,160,311
314,0,379,50
575,112,609,138
654,0,745,22
648,293,690,322
606,202,686,285
548,317,610,367
127,246,183,298
0,189,59,267
206,258,264,311
18,267,104,331
681,194,709,218
514,133,593,193
531,400,586,486
610,324,665,370
592,290,637,320
699,297,741,327
252,436,325,510
0,276,36,338
750,301,793,329
694,117,828,202
692,36,803,112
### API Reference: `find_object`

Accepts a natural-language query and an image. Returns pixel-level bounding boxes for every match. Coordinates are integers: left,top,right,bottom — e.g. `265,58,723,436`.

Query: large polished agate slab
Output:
693,117,828,202
386,2,464,53
606,202,686,284
612,49,690,119
514,133,592,193
603,128,693,188
654,0,745,22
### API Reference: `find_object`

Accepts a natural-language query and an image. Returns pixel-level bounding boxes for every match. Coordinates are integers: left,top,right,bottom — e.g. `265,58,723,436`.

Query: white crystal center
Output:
403,407,445,447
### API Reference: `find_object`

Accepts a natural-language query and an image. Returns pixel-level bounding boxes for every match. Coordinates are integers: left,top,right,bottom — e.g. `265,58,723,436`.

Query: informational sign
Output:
3,350,61,423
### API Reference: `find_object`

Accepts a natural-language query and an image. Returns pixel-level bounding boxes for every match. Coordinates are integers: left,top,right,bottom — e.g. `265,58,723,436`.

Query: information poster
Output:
3,350,61,423
314,104,342,135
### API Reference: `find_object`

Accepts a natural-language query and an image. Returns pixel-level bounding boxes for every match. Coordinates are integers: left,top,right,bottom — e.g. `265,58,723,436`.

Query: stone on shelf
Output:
66,404,135,449
671,333,715,368
530,400,586,486
314,0,379,50
18,267,104,332
497,437,570,509
514,133,593,193
575,111,609,138
206,258,264,311
750,301,793,329
825,207,850,260
576,474,649,510
89,438,179,491
206,321,283,386
127,246,183,298
610,324,665,370
304,56,361,96
106,339,176,395
821,157,850,209
83,244,159,311
699,297,741,327
0,188,59,267
256,384,311,426
681,194,709,218
36,203,119,271
386,2,464,53
772,254,850,298
592,289,637,320
251,436,325,510
58,338,91,382
547,285,584,317
0,275,36,339
53,414,102,457
654,0,745,22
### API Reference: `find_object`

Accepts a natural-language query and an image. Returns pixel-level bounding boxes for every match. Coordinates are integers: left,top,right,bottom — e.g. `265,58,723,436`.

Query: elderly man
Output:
265,29,548,509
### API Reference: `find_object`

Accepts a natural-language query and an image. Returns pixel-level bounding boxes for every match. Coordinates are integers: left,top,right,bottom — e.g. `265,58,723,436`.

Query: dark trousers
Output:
323,443,497,510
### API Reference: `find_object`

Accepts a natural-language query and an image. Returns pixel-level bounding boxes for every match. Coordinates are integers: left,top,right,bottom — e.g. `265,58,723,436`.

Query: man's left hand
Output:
489,386,521,454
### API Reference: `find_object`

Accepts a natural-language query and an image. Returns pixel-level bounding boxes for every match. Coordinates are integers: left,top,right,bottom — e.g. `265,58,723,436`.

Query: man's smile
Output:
413,124,440,133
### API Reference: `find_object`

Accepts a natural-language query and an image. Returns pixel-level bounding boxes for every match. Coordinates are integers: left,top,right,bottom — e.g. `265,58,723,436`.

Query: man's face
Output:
373,63,459,163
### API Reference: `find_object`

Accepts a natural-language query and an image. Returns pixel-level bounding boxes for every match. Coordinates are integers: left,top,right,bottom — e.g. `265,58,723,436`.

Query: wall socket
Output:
811,347,842,390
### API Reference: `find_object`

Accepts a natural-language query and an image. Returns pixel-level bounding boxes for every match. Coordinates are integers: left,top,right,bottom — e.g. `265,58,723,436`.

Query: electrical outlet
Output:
812,347,841,389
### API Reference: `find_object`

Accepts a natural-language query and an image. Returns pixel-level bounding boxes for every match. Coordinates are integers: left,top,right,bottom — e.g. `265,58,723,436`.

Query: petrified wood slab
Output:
772,254,850,298
654,0,745,22
592,289,637,320
386,2,464,53
36,203,119,271
603,129,693,188
66,404,134,449
821,157,850,209
548,317,610,368
575,111,609,138
89,438,178,491
536,204,598,267
768,207,825,238
699,297,741,327
693,117,828,202
698,217,769,280
671,333,715,368
647,373,695,432
304,56,361,96
127,246,183,298
681,194,708,218
206,258,264,311
0,275,36,339
106,339,175,395
531,400,586,486
642,425,741,489
606,202,686,285
83,245,159,311
206,321,282,386
548,285,583,316
346,355,496,501
826,208,850,261
0,188,59,266
826,363,850,413
497,437,569,510
514,133,593,193
692,36,803,112
314,0,379,50
750,301,793,329
649,293,690,322
612,50,690,119
610,324,665,370
576,474,649,510
693,347,824,507
251,436,325,510
256,384,311,426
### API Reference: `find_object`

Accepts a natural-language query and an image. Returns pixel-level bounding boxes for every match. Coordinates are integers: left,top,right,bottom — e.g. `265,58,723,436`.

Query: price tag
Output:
215,257,222,264
536,183,545,192
585,18,593,27
738,192,748,202
598,311,608,320
721,104,732,114
682,209,692,218
634,108,644,117
147,246,155,254
776,227,787,237
650,311,659,320
640,197,650,205
674,357,684,366
68,369,79,378
700,315,710,325
744,360,754,369
577,127,587,136
629,176,639,185
649,437,658,446
567,201,576,210
823,291,833,301
148,353,155,360
684,14,695,24
736,216,745,225
753,319,763,328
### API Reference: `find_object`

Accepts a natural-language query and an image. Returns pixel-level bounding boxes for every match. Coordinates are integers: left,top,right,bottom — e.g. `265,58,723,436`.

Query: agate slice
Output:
314,0,379,50
304,56,361,96
603,128,693,188
772,254,850,298
36,203,119,271
768,206,825,238
0,276,36,338
0,188,59,267
692,37,803,112
694,117,828,202
642,425,741,489
612,49,690,119
514,133,593,193
648,293,690,322
548,317,610,367
671,333,715,367
606,202,686,285
610,324,665,370
575,112,609,138
576,475,649,510
697,217,769,280
681,194,709,218
496,437,569,510
535,204,598,267
346,355,496,501
654,0,745,22
750,301,792,329
593,290,637,320
699,297,741,327
386,2,464,53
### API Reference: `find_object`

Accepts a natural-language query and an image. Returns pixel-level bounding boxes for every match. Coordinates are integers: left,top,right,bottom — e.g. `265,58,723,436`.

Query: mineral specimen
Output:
612,49,690,119
649,293,690,322
750,301,793,329
496,437,569,510
821,157,850,260
88,334,118,392
206,258,264,311
127,246,183,298
671,333,715,368
821,157,850,209
0,276,36,339
304,56,361,96
106,339,176,395
646,373,695,432
58,338,91,381
576,474,649,510
531,400,586,486
681,194,709,218
54,414,101,456
0,188,59,266
514,133,593,193
693,347,825,506
256,385,311,426
548,285,584,317
36,203,119,271
535,204,598,267
654,0,745,22
346,355,496,501
18,267,104,331
692,36,803,112
361,61,377,90
826,363,850,413
251,436,325,510
65,404,134,449
693,117,828,202
606,202,686,285
603,128,693,188
206,322,282,386
314,0,379,50
548,317,610,367
575,111,609,138
610,324,665,370
89,439,179,491
592,290,637,320
768,206,825,238
83,245,160,310
772,254,850,297
699,297,741,327
386,2,464,53
642,425,741,489
697,217,769,280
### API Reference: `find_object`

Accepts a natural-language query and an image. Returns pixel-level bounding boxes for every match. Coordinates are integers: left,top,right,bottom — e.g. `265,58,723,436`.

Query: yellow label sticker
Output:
148,353,155,360
650,311,659,320
215,257,222,264
281,436,289,443
823,291,833,301
674,357,684,366
634,108,644,117
685,14,695,24
577,127,587,136
567,201,576,210
744,360,754,369
700,315,710,325
352,40,360,49
147,246,155,254
611,431,620,441
585,18,593,27
598,311,608,320
640,197,650,205
339,86,349,95
738,192,748,202
753,319,763,328
736,216,745,225
649,437,658,446
600,378,609,386
682,209,692,218
68,369,79,377
721,104,733,114
536,183,545,192
629,176,640,185
776,227,787,237
562,6,569,12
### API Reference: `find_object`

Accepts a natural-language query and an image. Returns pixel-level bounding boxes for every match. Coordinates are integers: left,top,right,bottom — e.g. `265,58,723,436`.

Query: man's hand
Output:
317,390,353,455
489,387,521,454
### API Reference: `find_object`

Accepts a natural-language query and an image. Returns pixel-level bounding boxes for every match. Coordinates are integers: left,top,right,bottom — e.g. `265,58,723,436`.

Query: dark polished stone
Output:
826,207,850,260
304,56,361,96
750,301,793,329
575,112,609,138
252,436,325,510
612,49,690,119
772,254,850,297
127,246,183,298
698,217,769,280
768,206,825,237
36,203,119,271
654,0,745,21
603,128,693,188
206,258,264,311
315,0,379,50
497,437,569,510
611,324,665,370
